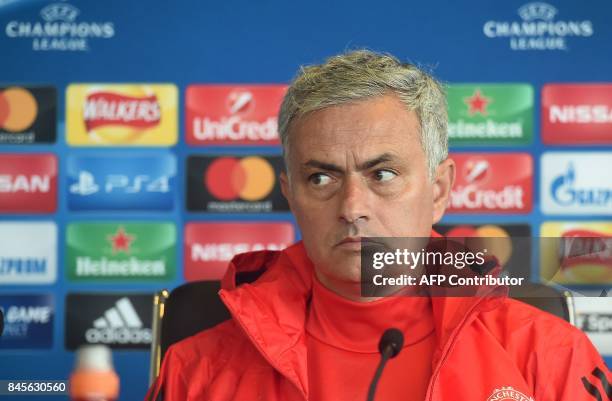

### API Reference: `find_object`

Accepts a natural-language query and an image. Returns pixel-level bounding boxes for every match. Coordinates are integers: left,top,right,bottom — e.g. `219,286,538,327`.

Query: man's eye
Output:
374,170,397,182
309,173,332,186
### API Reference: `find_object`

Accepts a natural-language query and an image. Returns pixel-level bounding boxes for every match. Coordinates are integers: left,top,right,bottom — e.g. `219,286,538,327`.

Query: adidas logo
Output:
85,297,151,345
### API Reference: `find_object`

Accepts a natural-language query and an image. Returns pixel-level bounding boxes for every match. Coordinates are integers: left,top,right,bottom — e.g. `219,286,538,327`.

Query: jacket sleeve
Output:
144,345,189,401
536,328,611,401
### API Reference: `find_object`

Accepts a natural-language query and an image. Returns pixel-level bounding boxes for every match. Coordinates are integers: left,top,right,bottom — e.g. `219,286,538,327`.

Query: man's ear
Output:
280,170,293,211
432,158,455,224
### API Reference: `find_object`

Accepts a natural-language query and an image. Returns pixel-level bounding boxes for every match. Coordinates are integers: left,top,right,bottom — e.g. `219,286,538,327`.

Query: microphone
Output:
367,328,404,401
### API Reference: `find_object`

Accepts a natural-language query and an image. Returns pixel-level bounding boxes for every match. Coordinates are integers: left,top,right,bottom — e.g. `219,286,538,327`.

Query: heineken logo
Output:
66,222,176,281
448,84,533,145
464,89,491,116
107,226,135,254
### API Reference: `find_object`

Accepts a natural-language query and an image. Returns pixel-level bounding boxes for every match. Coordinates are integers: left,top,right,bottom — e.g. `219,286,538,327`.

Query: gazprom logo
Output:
0,222,56,285
550,163,611,207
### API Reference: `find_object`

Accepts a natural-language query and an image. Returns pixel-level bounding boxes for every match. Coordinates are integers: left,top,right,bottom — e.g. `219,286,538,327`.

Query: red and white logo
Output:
107,226,135,254
84,91,161,130
0,154,57,213
487,386,533,401
186,85,287,145
464,89,492,116
542,84,612,144
448,153,532,214
184,222,294,281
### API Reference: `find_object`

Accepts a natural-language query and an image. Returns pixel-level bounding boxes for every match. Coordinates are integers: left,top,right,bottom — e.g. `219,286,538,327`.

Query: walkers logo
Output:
67,153,176,211
434,224,531,278
540,222,611,285
66,222,176,281
447,85,533,145
65,293,152,350
66,84,178,146
487,386,534,401
0,86,56,144
186,85,287,145
4,1,115,52
448,153,532,213
542,84,612,144
187,155,289,212
541,152,612,215
0,222,56,285
0,294,53,349
184,222,294,281
482,2,594,51
574,298,612,355
0,153,57,213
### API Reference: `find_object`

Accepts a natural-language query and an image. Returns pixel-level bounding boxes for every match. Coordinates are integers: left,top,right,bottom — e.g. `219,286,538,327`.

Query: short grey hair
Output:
278,49,448,180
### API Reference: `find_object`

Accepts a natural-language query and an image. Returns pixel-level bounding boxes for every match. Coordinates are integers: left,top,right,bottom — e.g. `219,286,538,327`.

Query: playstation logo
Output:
70,171,100,196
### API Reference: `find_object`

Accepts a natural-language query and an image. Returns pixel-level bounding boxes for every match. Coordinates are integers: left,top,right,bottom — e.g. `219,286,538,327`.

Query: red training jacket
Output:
145,241,611,401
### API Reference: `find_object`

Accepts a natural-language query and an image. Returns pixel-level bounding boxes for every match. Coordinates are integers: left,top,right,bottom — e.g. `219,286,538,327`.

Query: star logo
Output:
107,226,135,254
464,89,492,116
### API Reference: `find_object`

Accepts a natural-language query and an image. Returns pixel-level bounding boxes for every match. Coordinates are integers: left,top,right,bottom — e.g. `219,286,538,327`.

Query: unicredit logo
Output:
84,91,161,130
186,85,286,145
226,90,254,115
448,153,532,213
205,156,275,201
464,160,490,183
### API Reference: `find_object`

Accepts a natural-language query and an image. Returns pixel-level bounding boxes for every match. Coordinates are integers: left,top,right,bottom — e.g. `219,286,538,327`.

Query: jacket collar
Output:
219,237,507,399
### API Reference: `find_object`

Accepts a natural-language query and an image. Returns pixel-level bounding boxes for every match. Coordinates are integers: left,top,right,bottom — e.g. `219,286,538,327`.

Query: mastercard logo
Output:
205,157,275,201
445,225,512,266
0,87,38,132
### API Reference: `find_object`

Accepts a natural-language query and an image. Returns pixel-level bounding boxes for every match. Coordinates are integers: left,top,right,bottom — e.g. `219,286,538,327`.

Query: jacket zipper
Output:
424,297,490,401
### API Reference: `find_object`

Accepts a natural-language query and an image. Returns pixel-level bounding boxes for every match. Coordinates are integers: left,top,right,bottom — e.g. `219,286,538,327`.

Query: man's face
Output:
281,94,454,297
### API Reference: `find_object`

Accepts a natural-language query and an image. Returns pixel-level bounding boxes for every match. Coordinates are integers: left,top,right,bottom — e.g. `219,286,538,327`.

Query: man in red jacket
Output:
146,50,610,401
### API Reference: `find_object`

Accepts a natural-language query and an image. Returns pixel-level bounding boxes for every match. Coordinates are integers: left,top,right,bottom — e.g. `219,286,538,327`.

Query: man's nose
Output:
338,175,370,224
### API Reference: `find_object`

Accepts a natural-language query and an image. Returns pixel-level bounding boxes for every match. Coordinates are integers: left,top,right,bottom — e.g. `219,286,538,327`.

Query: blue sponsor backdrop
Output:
67,153,176,211
0,0,611,400
0,294,54,349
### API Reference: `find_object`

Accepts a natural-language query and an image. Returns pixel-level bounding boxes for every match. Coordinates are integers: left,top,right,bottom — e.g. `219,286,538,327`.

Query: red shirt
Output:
307,276,435,401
